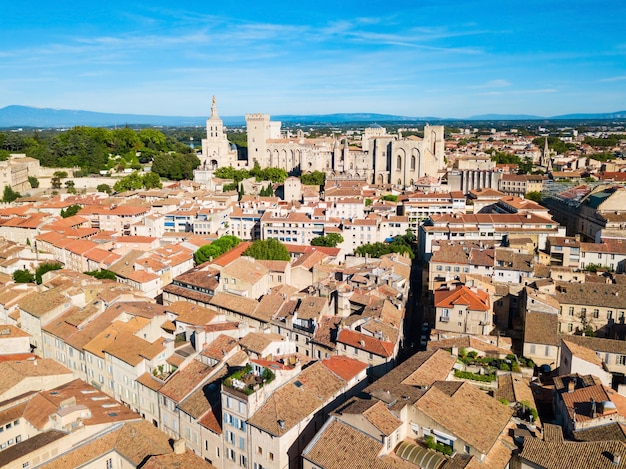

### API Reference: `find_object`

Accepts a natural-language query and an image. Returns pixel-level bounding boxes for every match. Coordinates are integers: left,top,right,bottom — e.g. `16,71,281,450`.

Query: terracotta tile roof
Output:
296,295,328,320
39,420,173,469
322,355,368,381
302,417,415,469
400,349,456,387
23,379,139,429
0,324,29,338
524,311,560,346
159,360,213,403
18,288,70,318
83,317,149,358
415,381,513,454
247,361,346,436
0,359,73,398
222,257,269,284
163,283,214,304
206,242,251,268
142,451,217,469
563,339,603,367
434,285,490,311
239,331,285,355
166,301,216,325
562,335,626,355
199,406,223,434
256,293,289,320
561,384,626,423
257,259,289,272
0,430,67,468
519,435,626,469
103,331,163,366
201,334,239,361
337,328,395,358
137,372,164,392
362,400,403,436
312,316,341,349
554,281,626,309
209,291,260,318
574,422,626,442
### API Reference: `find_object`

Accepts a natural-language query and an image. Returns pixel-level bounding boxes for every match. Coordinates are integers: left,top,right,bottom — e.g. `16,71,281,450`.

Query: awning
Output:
396,441,447,469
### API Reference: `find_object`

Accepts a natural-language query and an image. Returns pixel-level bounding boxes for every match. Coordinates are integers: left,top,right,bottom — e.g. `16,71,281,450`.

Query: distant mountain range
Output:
1,105,625,128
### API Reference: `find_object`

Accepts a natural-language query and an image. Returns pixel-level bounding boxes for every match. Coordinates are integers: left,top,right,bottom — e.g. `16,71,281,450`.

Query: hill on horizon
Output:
1,105,625,128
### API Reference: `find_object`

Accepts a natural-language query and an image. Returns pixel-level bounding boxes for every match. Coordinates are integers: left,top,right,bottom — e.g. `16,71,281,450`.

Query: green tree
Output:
194,235,241,264
28,176,39,188
243,238,290,261
35,261,63,284
84,269,117,280
60,204,81,218
525,191,542,203
137,128,167,151
380,194,398,202
142,172,162,189
300,171,326,186
97,183,112,194
113,172,144,192
51,176,62,189
531,136,576,155
257,167,288,183
355,234,414,259
311,233,344,247
2,186,21,203
65,180,76,194
13,269,35,283
518,157,534,175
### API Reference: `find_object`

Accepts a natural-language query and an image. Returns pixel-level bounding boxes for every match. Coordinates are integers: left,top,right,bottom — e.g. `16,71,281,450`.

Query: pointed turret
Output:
542,136,550,166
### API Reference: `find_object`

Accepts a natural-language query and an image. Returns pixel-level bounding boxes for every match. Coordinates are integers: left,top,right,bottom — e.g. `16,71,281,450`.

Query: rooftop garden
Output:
457,349,534,374
224,363,276,395
425,436,454,456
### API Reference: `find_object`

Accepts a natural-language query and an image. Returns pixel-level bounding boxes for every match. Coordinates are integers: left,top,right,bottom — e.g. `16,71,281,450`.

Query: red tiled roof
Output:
434,286,490,311
337,329,395,358
322,355,368,381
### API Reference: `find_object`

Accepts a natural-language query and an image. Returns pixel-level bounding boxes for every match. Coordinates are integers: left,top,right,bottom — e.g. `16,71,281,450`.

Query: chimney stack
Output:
567,378,575,393
173,438,186,455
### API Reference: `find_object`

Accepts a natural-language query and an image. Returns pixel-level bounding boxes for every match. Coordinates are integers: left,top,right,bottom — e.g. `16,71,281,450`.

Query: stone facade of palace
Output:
198,97,446,187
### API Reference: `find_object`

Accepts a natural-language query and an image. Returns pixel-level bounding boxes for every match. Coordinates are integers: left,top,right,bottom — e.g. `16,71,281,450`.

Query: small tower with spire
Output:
541,136,550,167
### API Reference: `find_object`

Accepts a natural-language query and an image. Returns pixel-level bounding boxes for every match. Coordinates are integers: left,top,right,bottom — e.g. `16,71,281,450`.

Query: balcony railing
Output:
439,316,450,323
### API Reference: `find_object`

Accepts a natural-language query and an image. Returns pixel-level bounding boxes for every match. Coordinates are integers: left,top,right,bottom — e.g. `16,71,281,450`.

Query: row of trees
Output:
311,233,343,247
13,261,63,284
113,172,162,192
487,149,534,174
214,164,288,184
150,152,201,180
194,237,292,265
243,238,290,261
0,127,197,178
354,230,415,259
300,171,325,186
194,236,241,264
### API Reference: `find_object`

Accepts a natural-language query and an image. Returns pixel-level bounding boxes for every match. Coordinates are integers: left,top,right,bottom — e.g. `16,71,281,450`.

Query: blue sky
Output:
1,0,625,118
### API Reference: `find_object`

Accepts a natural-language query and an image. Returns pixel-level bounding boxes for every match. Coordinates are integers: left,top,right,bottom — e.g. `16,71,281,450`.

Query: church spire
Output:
542,136,550,166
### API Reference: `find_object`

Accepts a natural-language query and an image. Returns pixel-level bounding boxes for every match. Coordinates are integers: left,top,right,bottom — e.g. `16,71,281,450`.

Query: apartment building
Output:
419,212,566,261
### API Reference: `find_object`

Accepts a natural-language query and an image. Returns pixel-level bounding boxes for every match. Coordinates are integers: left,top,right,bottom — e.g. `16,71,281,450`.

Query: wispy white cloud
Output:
477,88,557,96
599,75,626,83
467,79,511,89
